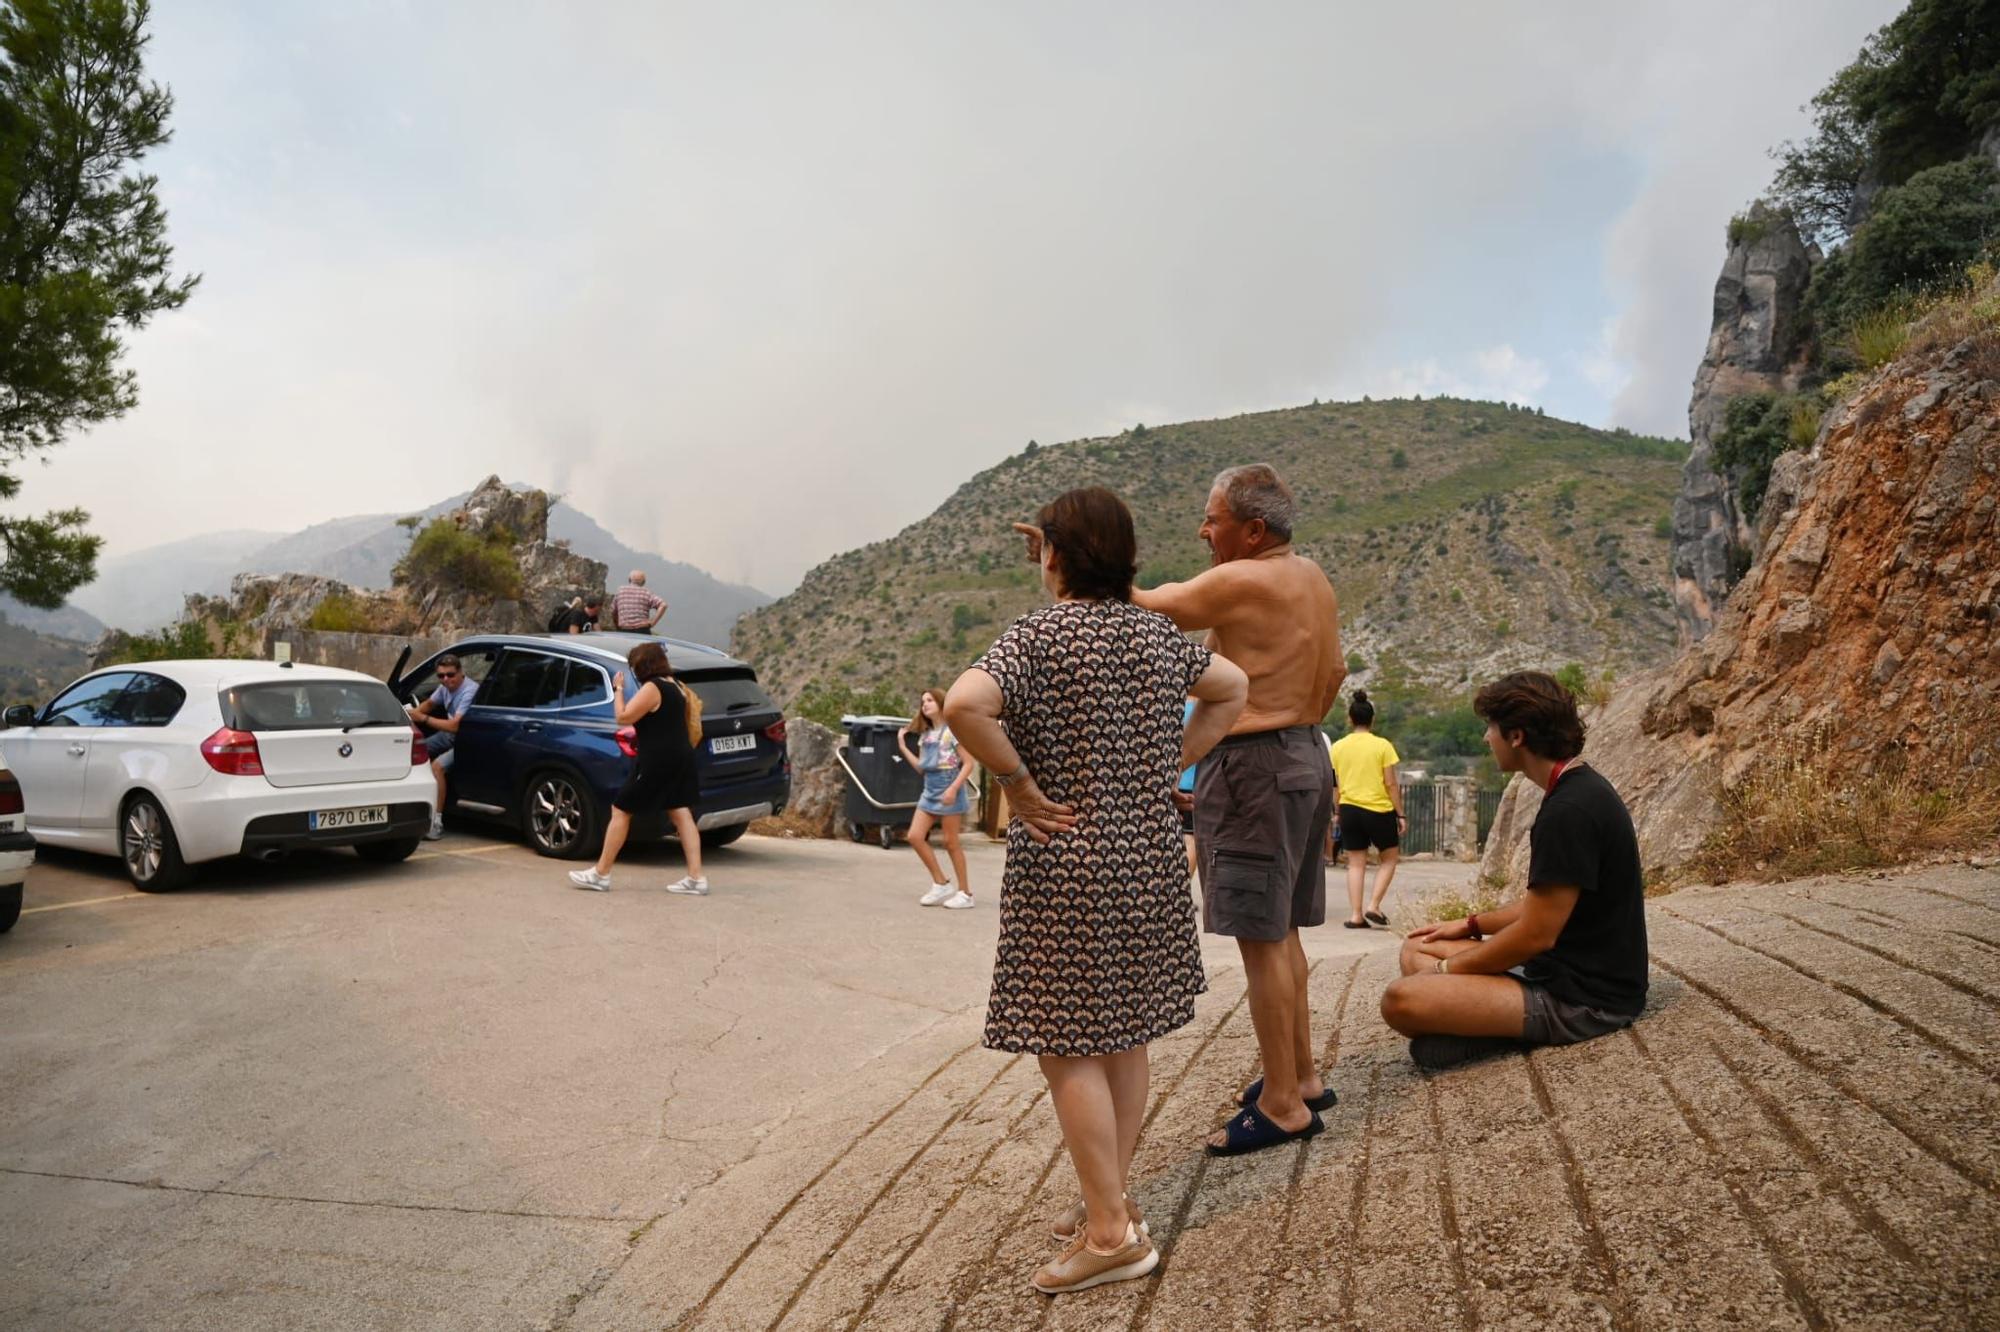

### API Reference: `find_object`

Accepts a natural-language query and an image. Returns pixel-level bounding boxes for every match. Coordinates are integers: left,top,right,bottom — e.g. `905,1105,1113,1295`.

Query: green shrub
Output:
104,621,218,665
1785,397,1825,448
306,592,371,633
1845,302,1915,368
1713,391,1825,518
1806,159,2000,358
1726,211,1771,248
1653,514,1673,539
1345,650,1366,675
792,679,911,731
396,519,521,599
1390,448,1409,470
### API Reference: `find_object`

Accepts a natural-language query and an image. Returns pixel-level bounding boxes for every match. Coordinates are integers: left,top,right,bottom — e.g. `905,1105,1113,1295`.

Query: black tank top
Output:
631,676,693,768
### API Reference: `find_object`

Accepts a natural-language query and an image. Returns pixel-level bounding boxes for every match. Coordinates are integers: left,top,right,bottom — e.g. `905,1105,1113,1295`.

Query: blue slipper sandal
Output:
1240,1076,1338,1112
1206,1101,1325,1157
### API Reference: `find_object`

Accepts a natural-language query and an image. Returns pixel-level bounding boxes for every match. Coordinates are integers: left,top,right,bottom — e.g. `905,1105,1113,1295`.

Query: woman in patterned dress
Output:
945,487,1248,1295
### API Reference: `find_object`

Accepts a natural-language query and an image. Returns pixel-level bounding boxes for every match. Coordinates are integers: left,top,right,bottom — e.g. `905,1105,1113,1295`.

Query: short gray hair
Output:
629,569,646,585
1213,464,1295,541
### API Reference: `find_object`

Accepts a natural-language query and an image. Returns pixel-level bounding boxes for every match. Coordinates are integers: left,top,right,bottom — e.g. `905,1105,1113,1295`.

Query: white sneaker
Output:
568,868,611,891
941,890,975,910
666,876,709,896
919,881,954,906
425,815,445,841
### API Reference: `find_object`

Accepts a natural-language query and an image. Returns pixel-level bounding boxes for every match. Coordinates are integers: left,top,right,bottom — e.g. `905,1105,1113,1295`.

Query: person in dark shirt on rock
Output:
1380,670,1648,1069
559,593,603,634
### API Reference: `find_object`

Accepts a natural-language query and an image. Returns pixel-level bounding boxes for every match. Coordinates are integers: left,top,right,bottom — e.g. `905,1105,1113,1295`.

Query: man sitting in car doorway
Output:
1379,671,1648,1069
407,654,478,841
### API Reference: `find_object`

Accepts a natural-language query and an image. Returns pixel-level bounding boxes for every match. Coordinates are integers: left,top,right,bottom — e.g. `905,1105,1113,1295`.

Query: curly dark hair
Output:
1473,671,1585,761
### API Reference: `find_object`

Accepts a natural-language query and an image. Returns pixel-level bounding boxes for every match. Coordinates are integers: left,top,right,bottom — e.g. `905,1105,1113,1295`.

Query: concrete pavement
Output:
2,830,1994,1328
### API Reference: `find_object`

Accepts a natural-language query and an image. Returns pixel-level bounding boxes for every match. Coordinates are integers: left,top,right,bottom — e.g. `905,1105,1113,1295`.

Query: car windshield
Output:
222,680,408,733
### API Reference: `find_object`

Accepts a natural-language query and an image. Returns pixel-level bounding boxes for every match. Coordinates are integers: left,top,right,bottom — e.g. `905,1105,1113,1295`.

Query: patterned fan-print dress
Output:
971,598,1214,1057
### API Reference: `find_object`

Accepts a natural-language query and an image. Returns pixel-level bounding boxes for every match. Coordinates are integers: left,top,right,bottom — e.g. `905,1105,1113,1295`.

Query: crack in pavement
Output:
0,1165,632,1224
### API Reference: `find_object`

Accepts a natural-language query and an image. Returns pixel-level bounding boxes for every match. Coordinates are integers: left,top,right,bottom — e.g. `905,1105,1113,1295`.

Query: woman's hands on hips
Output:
1007,775,1076,844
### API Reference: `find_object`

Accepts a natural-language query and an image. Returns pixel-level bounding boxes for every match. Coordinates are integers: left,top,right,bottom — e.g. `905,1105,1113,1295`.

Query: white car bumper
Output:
0,842,32,889
169,768,438,865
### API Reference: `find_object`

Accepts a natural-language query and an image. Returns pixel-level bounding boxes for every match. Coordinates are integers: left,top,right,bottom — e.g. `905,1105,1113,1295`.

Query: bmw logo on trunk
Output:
338,742,354,758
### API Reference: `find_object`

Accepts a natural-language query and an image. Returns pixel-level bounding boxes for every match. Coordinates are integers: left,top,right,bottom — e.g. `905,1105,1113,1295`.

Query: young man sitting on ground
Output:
1379,671,1648,1068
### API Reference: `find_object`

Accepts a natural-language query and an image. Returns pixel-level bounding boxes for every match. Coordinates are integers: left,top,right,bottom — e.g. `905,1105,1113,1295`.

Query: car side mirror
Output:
2,704,38,728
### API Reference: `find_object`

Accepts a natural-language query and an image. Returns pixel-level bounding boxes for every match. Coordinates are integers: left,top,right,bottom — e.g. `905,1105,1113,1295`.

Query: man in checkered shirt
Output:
610,570,667,632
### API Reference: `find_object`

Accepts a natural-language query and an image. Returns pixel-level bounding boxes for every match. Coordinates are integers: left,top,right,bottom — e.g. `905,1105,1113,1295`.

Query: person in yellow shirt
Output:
1329,689,1403,928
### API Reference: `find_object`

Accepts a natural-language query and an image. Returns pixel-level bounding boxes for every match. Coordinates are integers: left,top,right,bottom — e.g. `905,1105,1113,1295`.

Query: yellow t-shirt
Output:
1330,731,1400,813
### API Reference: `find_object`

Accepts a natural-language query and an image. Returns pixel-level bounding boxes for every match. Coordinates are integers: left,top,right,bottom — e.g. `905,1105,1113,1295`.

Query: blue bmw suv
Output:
389,633,790,858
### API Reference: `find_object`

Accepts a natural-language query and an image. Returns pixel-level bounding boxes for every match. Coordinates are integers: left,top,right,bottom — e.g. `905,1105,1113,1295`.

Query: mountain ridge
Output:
734,396,1686,712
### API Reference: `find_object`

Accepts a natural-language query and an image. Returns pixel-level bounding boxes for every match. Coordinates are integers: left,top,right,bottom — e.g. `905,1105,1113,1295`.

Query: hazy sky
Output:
20,1,1897,593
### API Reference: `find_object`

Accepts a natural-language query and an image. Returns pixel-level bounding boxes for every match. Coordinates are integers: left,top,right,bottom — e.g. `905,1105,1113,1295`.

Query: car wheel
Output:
523,770,601,859
699,823,749,851
878,823,900,850
848,820,866,843
122,794,192,892
354,836,422,864
0,883,20,933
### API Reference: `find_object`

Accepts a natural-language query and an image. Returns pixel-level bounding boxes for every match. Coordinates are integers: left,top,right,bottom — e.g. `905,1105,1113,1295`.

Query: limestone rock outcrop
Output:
94,480,607,668
395,476,605,636
1672,205,1816,643
779,718,847,838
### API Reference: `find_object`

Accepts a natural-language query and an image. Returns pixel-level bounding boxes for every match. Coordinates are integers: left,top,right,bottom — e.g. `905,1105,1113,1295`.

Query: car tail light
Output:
200,727,265,776
410,727,427,766
616,725,638,758
764,719,787,744
0,779,21,816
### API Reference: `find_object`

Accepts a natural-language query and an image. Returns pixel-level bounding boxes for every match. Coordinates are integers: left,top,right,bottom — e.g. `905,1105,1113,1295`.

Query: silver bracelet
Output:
995,762,1029,787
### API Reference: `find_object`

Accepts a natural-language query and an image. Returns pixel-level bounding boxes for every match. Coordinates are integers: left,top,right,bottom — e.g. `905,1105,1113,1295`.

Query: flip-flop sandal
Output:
1206,1102,1325,1158
1364,911,1389,927
1239,1075,1338,1112
1342,919,1370,929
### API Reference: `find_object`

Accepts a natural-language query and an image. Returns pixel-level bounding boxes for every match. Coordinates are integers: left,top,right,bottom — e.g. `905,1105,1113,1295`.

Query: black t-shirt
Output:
560,607,598,633
1519,764,1648,1016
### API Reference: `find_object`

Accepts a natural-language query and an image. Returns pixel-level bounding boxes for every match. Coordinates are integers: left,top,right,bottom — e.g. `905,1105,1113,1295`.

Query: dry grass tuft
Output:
1395,871,1508,931
1691,710,2000,884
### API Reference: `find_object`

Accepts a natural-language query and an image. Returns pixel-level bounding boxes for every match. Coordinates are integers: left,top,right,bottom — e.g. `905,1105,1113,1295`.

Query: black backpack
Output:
546,601,573,633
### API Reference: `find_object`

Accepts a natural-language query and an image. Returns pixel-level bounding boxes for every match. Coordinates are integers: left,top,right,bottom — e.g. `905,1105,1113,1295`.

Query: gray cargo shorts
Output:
1517,978,1637,1047
1193,725,1335,942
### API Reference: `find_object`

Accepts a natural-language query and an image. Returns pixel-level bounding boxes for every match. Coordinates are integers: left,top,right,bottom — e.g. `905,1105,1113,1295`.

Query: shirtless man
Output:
1134,464,1345,1154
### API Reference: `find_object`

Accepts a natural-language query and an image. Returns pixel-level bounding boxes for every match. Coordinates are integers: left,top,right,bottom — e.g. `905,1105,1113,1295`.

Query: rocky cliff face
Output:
93,479,606,667
1484,301,2000,886
396,476,605,636
1672,206,1816,643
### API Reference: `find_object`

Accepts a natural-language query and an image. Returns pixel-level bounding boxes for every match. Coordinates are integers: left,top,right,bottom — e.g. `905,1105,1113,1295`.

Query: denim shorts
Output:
918,768,968,817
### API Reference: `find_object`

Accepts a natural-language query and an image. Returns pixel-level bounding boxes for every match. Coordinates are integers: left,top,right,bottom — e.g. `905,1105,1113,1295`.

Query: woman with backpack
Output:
568,641,708,896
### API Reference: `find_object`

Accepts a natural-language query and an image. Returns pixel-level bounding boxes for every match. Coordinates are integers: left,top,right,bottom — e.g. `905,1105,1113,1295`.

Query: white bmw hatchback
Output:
0,660,437,891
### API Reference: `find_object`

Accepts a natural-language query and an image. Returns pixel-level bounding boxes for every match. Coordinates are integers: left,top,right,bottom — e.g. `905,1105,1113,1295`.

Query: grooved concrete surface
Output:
2,833,1995,1330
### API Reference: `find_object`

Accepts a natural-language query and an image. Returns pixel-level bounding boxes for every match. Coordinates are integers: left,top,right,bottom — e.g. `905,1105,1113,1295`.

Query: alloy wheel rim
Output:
530,778,581,849
124,803,163,881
